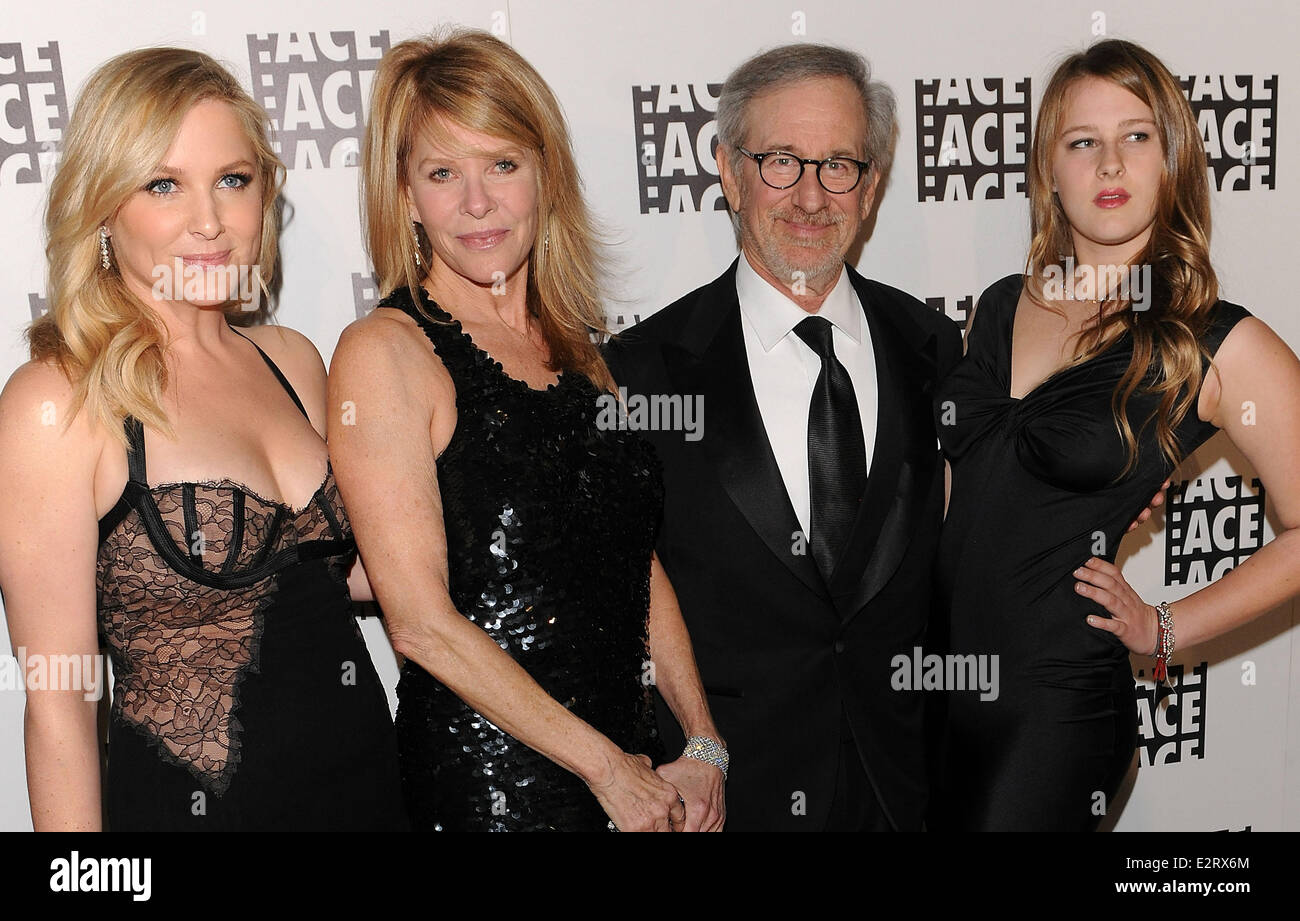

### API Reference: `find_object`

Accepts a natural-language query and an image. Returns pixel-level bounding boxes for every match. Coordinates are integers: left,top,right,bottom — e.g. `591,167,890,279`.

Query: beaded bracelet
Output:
682,735,729,780
1152,601,1175,685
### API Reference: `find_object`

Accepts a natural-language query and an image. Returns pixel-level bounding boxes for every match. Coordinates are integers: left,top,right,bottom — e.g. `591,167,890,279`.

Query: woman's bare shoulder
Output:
0,358,105,478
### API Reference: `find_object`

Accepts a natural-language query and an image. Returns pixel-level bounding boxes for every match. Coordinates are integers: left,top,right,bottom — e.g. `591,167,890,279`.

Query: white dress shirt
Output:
736,249,878,541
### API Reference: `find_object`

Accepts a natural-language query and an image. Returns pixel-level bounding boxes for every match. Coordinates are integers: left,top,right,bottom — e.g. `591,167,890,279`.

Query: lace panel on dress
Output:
97,473,353,795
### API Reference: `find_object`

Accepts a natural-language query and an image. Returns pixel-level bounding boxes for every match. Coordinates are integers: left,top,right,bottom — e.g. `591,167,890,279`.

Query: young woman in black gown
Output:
0,49,407,830
933,39,1300,830
329,30,727,832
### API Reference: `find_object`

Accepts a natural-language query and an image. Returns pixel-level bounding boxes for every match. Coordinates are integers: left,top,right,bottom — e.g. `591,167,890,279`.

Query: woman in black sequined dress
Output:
329,30,727,832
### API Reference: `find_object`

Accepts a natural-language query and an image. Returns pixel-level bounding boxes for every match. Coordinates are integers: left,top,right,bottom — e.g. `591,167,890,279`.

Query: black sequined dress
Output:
95,328,408,830
384,285,665,831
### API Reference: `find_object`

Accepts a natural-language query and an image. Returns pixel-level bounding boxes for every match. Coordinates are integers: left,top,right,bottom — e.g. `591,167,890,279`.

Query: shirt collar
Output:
736,249,863,353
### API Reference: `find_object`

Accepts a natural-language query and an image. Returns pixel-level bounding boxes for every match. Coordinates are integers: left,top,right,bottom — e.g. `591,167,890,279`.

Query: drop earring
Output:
412,222,421,267
99,226,110,270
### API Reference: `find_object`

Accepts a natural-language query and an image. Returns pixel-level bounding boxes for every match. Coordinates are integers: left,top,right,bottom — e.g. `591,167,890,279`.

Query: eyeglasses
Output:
737,147,871,193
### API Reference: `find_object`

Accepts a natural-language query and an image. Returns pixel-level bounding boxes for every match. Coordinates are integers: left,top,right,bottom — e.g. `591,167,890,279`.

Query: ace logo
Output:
1180,73,1277,191
0,40,68,185
1165,474,1266,586
915,77,1029,201
247,31,390,170
1135,662,1208,766
352,271,380,318
632,82,725,214
926,294,975,328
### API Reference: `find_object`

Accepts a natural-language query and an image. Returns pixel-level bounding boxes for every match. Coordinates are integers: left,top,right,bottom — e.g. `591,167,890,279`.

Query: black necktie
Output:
793,316,867,582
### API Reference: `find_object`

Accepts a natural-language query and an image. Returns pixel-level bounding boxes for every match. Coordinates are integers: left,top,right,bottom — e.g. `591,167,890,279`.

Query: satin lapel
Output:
664,284,829,602
830,276,936,621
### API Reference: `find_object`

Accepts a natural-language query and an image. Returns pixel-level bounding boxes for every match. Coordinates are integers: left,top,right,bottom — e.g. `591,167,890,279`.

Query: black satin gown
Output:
383,285,665,831
932,273,1250,831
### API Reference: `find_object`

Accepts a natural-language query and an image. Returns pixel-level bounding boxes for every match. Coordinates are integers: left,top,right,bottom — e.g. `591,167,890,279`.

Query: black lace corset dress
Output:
95,330,407,831
383,285,666,832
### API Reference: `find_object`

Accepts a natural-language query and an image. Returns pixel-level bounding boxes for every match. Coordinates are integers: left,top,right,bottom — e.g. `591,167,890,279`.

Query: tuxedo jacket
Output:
604,259,962,831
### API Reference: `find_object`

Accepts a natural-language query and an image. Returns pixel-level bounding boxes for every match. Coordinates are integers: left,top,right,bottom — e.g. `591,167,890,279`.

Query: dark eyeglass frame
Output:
737,147,872,193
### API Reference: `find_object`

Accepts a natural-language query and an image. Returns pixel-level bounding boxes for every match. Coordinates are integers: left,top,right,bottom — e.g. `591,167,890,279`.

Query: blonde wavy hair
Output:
1025,38,1219,478
27,47,285,446
360,28,615,392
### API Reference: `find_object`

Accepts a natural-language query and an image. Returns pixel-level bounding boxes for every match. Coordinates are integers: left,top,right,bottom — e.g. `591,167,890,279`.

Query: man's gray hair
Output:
716,42,897,191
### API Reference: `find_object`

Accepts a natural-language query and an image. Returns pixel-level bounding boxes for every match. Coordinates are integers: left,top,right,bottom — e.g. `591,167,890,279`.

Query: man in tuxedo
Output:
605,43,962,831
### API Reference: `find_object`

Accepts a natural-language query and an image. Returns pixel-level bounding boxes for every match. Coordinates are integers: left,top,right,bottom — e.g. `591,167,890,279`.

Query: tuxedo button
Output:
834,640,846,653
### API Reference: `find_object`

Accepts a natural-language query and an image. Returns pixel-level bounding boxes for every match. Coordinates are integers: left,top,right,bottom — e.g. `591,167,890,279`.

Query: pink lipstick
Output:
181,250,231,267
458,229,509,250
1094,188,1130,208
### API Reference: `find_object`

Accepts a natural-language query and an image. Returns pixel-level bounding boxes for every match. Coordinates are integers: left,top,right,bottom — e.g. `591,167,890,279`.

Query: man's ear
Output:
716,144,744,213
859,167,882,221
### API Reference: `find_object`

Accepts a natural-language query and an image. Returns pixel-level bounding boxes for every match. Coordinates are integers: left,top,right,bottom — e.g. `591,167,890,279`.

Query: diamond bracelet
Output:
681,735,729,780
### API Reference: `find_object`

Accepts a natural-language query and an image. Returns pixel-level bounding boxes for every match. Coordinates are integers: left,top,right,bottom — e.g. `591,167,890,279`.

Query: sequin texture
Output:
385,286,665,831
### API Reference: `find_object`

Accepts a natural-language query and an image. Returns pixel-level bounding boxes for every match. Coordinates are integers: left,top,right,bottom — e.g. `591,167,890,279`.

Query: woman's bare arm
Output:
1168,318,1300,646
0,362,105,830
645,553,725,831
1079,317,1300,651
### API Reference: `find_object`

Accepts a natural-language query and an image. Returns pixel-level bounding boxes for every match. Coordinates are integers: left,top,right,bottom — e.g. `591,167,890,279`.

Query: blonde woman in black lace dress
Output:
0,48,405,830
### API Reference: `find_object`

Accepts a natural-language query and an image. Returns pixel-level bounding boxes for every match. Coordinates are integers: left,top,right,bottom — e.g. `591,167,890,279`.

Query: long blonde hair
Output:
360,28,615,392
27,47,285,446
1025,38,1218,477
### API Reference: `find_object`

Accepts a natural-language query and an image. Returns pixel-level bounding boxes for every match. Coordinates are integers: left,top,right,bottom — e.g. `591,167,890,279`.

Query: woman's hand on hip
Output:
1075,556,1159,655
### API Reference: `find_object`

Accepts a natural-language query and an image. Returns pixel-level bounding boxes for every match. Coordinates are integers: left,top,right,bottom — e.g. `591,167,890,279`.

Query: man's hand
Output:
655,757,725,832
1126,478,1171,533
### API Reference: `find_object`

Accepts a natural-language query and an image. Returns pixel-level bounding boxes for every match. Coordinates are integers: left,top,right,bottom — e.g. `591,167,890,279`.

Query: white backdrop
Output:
1,0,1295,831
